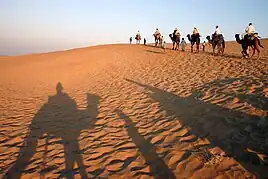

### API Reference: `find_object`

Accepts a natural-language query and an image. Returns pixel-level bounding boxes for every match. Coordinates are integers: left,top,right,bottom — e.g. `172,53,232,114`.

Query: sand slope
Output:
0,41,268,178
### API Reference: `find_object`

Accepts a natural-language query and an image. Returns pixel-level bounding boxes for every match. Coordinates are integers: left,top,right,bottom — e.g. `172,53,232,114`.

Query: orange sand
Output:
0,40,268,178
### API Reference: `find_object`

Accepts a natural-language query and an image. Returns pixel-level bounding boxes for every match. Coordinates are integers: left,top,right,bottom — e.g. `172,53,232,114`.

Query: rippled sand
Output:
0,40,268,178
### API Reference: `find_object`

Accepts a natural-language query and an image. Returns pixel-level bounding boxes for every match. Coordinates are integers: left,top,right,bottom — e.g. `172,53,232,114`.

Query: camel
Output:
235,34,264,59
169,33,180,50
187,34,200,52
153,33,161,47
206,34,225,55
135,35,141,44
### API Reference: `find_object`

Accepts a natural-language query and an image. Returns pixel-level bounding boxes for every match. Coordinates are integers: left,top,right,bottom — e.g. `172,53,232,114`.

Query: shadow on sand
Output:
203,50,268,60
4,83,100,179
145,49,164,54
126,77,268,178
115,109,176,179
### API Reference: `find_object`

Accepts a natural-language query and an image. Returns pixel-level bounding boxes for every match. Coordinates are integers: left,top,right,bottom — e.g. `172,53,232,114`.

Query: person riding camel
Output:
213,25,222,40
174,27,180,36
245,23,255,36
193,27,199,36
214,25,221,36
137,30,141,37
245,23,257,40
155,28,161,36
136,30,141,40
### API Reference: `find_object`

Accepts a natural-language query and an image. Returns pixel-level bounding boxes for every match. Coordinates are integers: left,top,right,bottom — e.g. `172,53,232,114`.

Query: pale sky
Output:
1,0,267,55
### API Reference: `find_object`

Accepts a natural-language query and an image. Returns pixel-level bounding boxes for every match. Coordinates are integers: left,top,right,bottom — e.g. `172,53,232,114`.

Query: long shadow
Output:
125,78,268,178
202,51,243,59
203,50,268,60
145,50,164,54
4,83,100,179
115,109,176,179
195,76,268,112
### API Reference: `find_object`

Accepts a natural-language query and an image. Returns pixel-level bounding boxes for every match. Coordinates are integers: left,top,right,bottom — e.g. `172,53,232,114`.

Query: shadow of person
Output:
125,79,268,178
193,76,268,112
235,93,268,111
4,83,100,179
115,109,176,179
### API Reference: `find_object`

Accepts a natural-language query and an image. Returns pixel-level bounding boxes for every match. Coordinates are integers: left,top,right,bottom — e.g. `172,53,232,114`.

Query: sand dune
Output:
0,40,268,178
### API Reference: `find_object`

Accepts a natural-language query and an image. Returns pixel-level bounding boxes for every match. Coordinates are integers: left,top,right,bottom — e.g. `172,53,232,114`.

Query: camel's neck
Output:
188,37,192,42
235,36,242,44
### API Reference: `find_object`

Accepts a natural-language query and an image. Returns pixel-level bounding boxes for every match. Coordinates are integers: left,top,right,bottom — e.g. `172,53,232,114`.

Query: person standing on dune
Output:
181,38,187,52
202,41,206,51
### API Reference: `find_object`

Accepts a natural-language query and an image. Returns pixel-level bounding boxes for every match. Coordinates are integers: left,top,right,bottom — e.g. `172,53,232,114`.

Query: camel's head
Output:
206,36,211,41
169,34,173,38
186,34,191,41
235,34,240,39
234,34,242,44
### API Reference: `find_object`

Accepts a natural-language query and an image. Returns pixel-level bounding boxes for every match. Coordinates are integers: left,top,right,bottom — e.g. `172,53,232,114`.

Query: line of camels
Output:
152,30,264,59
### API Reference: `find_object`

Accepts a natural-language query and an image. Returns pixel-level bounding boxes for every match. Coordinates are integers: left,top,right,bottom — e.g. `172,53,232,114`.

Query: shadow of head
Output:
56,82,63,94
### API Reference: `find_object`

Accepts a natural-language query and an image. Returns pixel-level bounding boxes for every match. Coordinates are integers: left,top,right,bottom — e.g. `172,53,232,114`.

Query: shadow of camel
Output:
4,83,100,179
145,50,164,54
202,50,268,60
115,109,176,179
125,78,268,178
194,76,268,112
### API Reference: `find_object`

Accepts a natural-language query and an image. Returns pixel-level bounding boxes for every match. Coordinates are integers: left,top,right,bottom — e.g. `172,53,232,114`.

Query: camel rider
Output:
136,30,141,40
213,25,222,39
245,23,255,36
137,30,141,37
174,27,180,36
193,27,199,36
155,28,160,36
215,25,221,35
244,23,257,40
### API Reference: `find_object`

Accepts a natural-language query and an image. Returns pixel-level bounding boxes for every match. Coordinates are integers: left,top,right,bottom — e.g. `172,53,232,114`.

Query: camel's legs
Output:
250,48,256,59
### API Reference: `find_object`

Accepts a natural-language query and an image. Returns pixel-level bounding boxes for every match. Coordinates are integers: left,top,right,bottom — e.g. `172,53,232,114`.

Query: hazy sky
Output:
1,0,267,55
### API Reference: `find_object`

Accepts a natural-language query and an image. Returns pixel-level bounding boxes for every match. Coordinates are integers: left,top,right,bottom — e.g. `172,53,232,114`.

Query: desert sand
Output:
0,40,268,179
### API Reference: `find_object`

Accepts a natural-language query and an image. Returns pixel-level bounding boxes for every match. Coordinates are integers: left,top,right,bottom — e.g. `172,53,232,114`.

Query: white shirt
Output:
246,25,255,34
215,27,221,35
